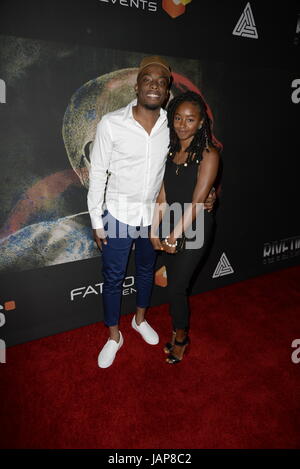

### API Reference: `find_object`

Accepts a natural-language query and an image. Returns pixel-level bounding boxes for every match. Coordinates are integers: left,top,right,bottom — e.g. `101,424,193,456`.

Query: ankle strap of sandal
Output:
174,336,189,347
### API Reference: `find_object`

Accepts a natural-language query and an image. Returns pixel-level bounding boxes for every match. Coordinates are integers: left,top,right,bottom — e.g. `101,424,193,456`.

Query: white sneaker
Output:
131,315,159,345
98,331,124,368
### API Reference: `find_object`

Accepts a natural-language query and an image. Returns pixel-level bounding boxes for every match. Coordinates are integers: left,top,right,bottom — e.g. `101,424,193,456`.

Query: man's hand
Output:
93,228,107,250
204,187,216,212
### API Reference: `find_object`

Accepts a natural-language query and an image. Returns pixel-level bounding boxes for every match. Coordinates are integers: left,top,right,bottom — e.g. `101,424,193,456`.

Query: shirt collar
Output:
124,99,167,123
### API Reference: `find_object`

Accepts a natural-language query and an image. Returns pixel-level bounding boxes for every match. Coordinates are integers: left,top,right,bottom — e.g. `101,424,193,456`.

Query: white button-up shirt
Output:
87,100,169,229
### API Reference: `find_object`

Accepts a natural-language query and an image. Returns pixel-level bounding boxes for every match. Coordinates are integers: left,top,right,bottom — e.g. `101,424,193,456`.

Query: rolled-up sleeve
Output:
87,116,112,229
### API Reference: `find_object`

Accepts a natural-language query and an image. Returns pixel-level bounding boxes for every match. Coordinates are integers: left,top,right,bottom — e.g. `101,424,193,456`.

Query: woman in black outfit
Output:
150,91,221,364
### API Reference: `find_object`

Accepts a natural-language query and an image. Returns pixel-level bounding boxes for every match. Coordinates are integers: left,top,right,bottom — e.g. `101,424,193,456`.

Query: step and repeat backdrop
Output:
0,0,299,347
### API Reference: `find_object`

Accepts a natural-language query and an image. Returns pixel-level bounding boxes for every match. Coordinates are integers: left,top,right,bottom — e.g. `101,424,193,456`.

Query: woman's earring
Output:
205,129,210,152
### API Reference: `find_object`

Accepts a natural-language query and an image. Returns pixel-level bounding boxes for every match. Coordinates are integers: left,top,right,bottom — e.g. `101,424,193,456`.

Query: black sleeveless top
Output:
163,157,201,233
164,157,199,207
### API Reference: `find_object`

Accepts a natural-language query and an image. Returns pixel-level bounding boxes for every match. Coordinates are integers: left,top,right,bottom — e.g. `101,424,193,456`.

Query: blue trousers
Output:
101,212,157,327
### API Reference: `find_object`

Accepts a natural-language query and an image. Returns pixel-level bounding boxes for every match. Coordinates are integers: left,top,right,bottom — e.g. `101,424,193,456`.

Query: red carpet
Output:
1,265,300,449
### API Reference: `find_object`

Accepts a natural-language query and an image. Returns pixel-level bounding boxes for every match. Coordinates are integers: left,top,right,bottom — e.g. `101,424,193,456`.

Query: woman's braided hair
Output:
167,90,220,165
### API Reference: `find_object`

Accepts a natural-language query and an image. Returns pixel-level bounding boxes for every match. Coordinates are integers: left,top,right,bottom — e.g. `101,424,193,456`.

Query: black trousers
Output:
163,211,215,330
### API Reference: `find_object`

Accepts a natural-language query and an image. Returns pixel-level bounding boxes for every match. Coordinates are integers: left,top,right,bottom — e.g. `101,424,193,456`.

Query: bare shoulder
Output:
201,146,220,163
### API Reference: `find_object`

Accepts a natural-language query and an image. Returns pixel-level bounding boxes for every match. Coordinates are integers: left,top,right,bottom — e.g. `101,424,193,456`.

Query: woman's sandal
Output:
166,335,189,364
163,330,176,354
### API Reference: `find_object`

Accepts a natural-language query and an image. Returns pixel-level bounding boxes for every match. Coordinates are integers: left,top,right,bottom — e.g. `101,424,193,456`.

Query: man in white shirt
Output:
88,56,213,368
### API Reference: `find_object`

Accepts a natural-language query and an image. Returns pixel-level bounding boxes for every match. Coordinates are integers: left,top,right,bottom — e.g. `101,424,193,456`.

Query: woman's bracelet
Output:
164,236,177,248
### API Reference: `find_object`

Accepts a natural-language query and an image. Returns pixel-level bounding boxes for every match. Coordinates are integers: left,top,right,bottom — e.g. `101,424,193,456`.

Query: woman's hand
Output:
150,236,165,251
203,187,216,212
161,236,177,254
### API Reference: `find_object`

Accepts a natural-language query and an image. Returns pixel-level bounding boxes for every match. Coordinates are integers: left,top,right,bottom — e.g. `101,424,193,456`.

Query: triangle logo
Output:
212,252,234,278
232,2,258,39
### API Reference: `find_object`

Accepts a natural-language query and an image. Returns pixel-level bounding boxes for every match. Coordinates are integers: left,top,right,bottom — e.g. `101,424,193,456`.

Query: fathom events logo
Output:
232,2,258,39
70,276,136,301
212,253,234,278
98,0,192,16
163,0,192,19
263,235,300,264
99,0,158,12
